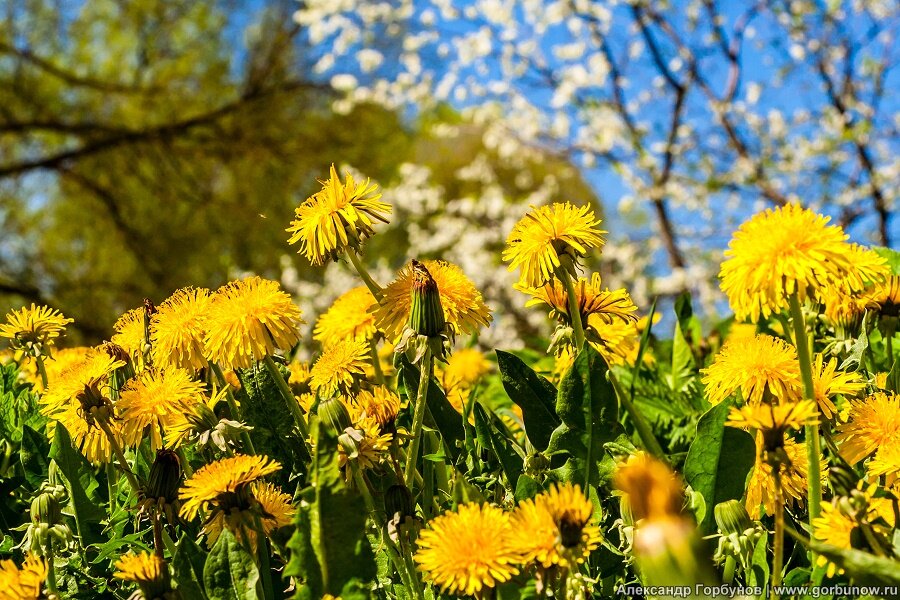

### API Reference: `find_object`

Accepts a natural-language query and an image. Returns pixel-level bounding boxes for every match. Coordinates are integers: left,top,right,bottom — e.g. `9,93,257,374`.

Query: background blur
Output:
1,0,898,349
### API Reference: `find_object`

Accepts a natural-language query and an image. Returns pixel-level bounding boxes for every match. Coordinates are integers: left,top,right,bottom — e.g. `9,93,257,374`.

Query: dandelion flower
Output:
310,338,369,396
112,307,147,362
836,392,900,464
867,444,900,486
314,286,378,348
0,554,46,600
745,435,822,518
338,414,393,474
113,552,167,584
287,164,390,265
373,260,491,342
151,287,211,372
702,334,802,406
204,277,303,370
812,502,856,577
21,346,91,392
40,350,126,463
503,203,605,287
204,481,295,550
179,454,281,522
0,304,72,355
822,285,872,333
508,483,602,569
518,272,637,328
350,385,401,429
719,204,887,322
867,274,900,318
614,452,684,522
440,348,491,391
725,400,818,432
812,354,865,419
414,503,520,596
117,368,207,451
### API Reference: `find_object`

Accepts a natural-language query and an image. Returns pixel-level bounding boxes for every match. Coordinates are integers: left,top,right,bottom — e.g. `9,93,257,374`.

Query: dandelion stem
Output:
152,512,165,559
788,294,822,528
106,462,117,513
405,347,433,489
262,355,309,440
98,419,141,494
558,268,585,351
772,469,785,600
252,514,275,600
370,339,386,386
608,370,665,459
35,355,49,390
210,364,256,455
348,250,383,300
44,539,58,593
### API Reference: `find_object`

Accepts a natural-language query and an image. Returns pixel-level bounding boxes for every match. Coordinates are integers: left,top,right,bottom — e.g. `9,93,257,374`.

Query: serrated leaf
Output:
683,400,755,534
472,403,523,491
203,529,260,600
173,532,208,599
48,424,105,544
20,424,51,487
495,350,560,450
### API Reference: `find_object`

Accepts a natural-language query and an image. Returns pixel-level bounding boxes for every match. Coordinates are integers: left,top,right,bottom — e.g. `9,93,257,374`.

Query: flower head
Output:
111,307,147,364
204,481,295,550
310,338,370,396
614,452,684,522
179,454,281,521
719,204,887,322
503,203,605,287
745,435,823,518
114,551,167,584
0,304,72,356
151,287,211,372
440,348,491,390
508,483,602,569
414,503,520,596
314,286,378,348
518,272,637,328
812,354,865,420
287,164,390,265
867,274,900,318
350,385,401,430
726,400,818,433
588,317,640,366
0,554,46,600
338,413,392,474
373,260,491,342
117,368,206,451
836,392,900,464
204,277,303,369
702,334,801,406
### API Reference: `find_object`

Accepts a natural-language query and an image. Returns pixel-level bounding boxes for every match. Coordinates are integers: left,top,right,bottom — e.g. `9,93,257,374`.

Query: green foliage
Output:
204,529,260,600
495,350,560,451
48,424,106,545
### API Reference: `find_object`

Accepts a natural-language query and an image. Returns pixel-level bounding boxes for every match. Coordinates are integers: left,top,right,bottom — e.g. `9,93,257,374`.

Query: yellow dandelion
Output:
588,317,640,366
517,272,637,329
812,354,865,420
725,400,818,432
373,260,492,342
868,443,900,486
719,204,887,322
414,503,520,596
836,392,900,464
20,346,91,392
151,287,211,372
113,552,166,583
350,385,401,429
117,368,206,451
503,202,606,288
552,347,576,382
163,385,229,449
179,454,281,521
701,334,801,406
288,360,312,393
204,481,295,550
204,276,304,370
287,164,391,265
338,414,393,473
745,435,823,518
822,285,873,332
0,554,46,600
812,502,856,578
314,286,378,348
111,307,147,363
39,350,126,463
0,304,72,354
440,348,491,391
508,483,602,569
310,338,369,396
614,452,684,522
867,274,900,318
725,322,758,345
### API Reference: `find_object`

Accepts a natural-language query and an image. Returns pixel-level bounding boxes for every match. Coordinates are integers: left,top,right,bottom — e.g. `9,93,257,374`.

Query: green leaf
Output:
173,532,208,599
472,403,523,491
495,350,560,450
20,424,51,487
398,355,465,463
887,356,900,394
873,247,900,275
285,422,375,597
683,400,755,534
203,529,260,600
514,474,542,502
48,424,106,545
747,531,769,590
546,346,620,488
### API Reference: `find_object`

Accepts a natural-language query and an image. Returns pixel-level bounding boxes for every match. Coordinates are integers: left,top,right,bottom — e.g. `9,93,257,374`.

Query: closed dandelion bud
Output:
384,484,414,520
408,260,445,337
31,491,62,526
146,449,183,504
317,396,352,434
714,499,751,537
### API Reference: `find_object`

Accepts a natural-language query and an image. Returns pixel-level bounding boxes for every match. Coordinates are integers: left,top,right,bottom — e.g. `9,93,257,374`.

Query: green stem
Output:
347,250,383,300
788,294,822,527
405,348,433,489
98,420,141,494
211,364,256,455
252,515,274,600
722,555,736,585
557,268,585,352
262,355,309,440
176,447,194,478
35,355,49,390
772,470,785,599
106,462,118,514
370,339,386,386
608,370,665,458
44,540,58,593
153,512,165,559
887,333,894,371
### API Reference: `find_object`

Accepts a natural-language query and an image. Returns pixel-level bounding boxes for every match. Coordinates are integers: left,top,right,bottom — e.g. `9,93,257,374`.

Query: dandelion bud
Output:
146,449,183,504
384,484,414,520
408,260,445,337
31,491,62,526
714,499,751,537
317,396,352,434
